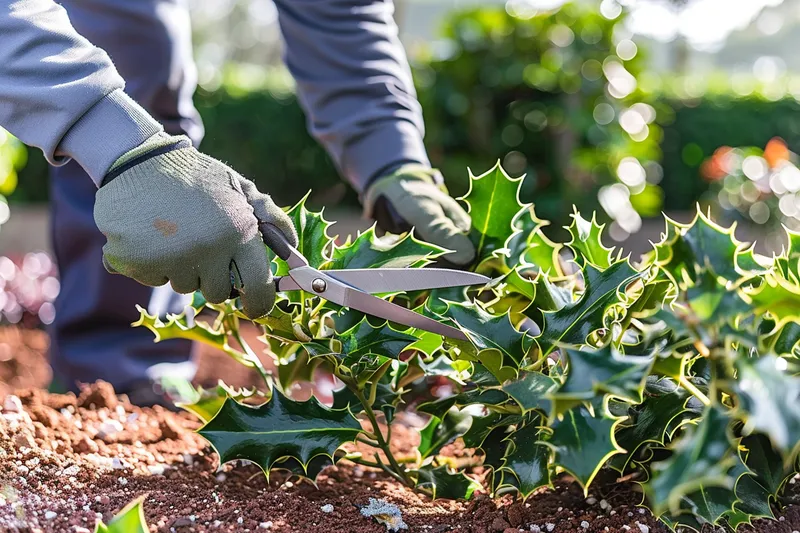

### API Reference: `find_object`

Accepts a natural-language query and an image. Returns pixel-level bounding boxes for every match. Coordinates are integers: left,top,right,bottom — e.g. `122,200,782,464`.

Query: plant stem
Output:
356,435,381,448
351,386,413,487
224,316,271,388
344,454,383,469
678,375,711,407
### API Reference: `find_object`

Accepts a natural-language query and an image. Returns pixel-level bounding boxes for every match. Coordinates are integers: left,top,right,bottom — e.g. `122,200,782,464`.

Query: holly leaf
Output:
460,162,528,263
555,345,654,406
339,318,419,360
502,372,557,414
734,355,800,456
746,271,800,332
177,383,265,423
542,403,624,490
134,305,225,347
686,272,751,326
414,464,481,500
418,388,509,418
438,301,529,366
462,413,520,448
133,306,268,375
418,408,474,460
475,348,518,382
609,378,694,472
94,496,149,533
679,484,741,526
272,454,336,480
502,419,552,497
326,226,445,270
742,433,787,496
198,392,362,479
654,209,743,285
537,259,643,356
566,209,615,269
505,206,562,276
645,406,740,517
279,193,334,273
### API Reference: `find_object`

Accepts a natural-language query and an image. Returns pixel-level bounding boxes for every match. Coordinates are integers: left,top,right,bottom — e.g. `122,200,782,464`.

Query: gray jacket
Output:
0,0,429,190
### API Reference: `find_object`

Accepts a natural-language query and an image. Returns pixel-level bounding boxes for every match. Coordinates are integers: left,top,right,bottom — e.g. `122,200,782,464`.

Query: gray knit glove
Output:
94,134,297,319
364,165,475,265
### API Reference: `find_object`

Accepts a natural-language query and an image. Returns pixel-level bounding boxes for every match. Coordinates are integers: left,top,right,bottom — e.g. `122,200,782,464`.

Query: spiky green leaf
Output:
94,497,149,533
555,345,654,406
199,392,362,479
537,260,643,356
418,408,474,460
414,464,481,500
543,404,624,490
502,420,551,497
460,162,528,262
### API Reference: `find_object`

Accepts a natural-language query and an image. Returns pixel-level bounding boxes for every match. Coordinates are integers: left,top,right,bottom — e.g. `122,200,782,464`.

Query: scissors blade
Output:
283,266,468,340
340,286,469,341
323,268,490,294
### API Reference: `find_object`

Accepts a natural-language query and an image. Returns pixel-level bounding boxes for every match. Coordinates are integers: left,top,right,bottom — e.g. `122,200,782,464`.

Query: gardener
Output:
0,0,474,403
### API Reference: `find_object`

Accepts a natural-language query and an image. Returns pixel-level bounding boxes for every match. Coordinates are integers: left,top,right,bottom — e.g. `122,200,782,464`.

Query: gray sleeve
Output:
0,0,163,184
273,0,431,193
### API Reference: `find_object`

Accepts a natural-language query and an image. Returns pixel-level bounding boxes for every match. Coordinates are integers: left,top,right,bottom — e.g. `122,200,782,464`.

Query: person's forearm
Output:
274,0,432,193
0,0,163,184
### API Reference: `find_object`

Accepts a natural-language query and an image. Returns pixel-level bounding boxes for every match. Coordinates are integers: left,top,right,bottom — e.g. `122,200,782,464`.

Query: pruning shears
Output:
259,223,490,341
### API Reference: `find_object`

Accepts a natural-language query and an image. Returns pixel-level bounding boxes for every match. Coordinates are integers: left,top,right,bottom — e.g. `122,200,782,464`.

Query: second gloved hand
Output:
364,165,475,265
93,133,297,319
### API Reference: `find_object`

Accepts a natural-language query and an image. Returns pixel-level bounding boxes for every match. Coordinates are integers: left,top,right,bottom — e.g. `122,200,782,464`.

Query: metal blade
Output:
284,265,468,340
323,268,490,294
341,287,468,341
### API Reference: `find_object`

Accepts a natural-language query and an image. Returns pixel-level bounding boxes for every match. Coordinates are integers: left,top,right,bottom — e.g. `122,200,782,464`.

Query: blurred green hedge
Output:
658,95,800,211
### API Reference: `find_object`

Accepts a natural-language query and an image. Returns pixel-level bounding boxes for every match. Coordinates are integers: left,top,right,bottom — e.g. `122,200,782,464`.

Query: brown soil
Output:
0,326,798,533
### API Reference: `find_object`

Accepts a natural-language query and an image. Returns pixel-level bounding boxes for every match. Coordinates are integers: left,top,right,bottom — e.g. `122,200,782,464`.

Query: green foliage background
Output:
5,3,799,226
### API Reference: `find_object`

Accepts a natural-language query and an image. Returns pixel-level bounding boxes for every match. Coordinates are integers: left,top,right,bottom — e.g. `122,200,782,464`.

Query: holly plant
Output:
136,163,800,531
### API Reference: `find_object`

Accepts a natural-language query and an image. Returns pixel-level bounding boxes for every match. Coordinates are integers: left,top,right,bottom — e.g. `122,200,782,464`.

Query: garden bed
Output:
0,325,798,533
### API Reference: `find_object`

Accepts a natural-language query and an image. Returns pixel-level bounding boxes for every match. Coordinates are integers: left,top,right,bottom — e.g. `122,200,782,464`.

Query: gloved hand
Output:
364,165,475,265
94,133,297,319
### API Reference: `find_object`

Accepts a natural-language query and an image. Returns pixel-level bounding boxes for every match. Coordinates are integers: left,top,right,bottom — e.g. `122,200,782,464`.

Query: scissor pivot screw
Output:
311,278,327,293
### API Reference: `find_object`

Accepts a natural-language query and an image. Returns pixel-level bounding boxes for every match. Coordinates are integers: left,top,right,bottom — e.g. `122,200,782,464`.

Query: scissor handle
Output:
226,222,292,300
260,222,292,261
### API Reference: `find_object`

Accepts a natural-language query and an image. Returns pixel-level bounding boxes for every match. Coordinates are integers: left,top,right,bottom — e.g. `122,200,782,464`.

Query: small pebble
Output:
586,497,597,505
260,523,273,530
320,504,334,513
237,517,244,524
600,499,610,510
118,477,127,485
147,464,165,476
581,521,590,529
3,395,22,413
636,522,649,533
44,511,57,520
546,524,555,532
98,420,123,437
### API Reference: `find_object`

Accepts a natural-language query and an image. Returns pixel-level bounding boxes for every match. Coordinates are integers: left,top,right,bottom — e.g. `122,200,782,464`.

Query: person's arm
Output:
274,0,475,265
0,0,297,317
0,0,163,184
273,0,431,192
